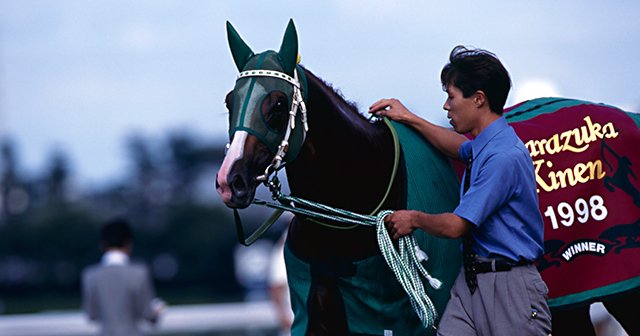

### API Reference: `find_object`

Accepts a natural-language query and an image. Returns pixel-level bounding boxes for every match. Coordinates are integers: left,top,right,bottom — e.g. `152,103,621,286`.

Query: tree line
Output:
0,131,281,314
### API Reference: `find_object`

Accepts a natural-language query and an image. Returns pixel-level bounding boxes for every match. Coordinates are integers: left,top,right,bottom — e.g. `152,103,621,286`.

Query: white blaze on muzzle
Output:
217,131,248,203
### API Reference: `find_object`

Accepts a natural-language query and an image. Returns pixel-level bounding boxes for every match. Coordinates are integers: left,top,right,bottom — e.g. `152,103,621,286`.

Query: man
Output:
369,46,551,335
82,218,164,336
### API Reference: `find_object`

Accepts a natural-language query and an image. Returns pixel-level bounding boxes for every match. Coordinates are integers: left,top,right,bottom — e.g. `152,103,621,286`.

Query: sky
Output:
1,1,639,188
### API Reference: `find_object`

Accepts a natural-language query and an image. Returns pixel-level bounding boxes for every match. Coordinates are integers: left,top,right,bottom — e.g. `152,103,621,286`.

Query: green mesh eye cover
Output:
229,51,306,161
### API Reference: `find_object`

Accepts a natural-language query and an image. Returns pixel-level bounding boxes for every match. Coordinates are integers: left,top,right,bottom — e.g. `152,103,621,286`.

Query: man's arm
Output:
137,267,163,324
369,98,467,160
384,209,473,239
81,271,100,321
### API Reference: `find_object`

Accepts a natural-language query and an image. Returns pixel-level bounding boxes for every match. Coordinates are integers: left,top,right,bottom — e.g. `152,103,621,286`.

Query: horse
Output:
216,20,461,335
216,20,640,336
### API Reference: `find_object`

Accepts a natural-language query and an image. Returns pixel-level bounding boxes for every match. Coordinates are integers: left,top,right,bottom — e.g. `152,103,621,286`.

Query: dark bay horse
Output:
216,20,460,335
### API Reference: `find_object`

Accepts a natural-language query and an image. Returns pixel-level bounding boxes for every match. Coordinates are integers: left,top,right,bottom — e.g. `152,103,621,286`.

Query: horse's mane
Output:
301,65,369,122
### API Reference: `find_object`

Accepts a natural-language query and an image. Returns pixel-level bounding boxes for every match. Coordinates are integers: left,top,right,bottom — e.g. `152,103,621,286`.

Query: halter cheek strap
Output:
235,68,308,182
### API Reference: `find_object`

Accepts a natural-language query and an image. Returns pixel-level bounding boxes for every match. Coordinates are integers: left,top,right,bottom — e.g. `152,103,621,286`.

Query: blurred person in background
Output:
82,217,165,336
269,230,293,336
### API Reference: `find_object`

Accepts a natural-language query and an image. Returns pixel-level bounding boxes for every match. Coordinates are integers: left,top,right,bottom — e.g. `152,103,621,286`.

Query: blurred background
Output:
0,1,638,335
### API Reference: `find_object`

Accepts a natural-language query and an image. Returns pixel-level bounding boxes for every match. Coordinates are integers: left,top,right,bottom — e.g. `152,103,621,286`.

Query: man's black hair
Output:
101,217,133,248
441,45,511,115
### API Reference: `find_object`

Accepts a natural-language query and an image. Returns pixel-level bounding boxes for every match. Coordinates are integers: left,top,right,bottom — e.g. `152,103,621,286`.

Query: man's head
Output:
441,46,511,115
101,218,133,252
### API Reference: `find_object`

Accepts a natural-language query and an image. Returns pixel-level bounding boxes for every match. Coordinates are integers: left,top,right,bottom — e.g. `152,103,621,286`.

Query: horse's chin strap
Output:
236,68,308,183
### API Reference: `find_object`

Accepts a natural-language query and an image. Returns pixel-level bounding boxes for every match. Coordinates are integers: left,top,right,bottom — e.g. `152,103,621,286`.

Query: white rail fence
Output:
0,301,627,336
0,301,279,336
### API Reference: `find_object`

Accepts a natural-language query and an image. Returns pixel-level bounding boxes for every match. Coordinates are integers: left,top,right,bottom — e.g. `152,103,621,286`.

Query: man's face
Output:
443,84,477,134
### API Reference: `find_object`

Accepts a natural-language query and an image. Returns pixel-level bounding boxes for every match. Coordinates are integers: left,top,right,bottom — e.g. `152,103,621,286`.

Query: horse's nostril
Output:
231,174,247,192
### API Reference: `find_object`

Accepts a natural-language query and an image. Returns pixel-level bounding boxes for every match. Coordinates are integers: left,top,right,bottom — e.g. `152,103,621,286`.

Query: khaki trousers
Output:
437,264,552,336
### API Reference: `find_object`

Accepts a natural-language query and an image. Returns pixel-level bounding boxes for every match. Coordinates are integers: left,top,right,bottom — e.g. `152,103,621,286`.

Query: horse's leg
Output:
307,268,351,335
602,289,640,335
551,305,596,336
287,218,381,335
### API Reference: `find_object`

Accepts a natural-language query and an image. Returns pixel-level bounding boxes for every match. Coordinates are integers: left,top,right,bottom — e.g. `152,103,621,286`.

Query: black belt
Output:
470,258,531,274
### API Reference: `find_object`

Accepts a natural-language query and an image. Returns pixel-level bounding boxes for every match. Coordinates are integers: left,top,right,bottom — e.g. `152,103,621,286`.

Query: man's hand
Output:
384,210,420,240
368,98,415,123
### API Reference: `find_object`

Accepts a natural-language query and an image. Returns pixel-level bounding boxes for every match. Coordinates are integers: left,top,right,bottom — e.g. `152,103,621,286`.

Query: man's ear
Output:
474,90,487,108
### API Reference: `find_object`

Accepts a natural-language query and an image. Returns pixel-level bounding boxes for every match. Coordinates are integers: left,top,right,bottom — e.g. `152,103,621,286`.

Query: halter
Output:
235,68,309,182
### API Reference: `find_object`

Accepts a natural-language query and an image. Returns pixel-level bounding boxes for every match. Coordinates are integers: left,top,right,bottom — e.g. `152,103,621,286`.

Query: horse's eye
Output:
263,93,289,133
274,97,287,113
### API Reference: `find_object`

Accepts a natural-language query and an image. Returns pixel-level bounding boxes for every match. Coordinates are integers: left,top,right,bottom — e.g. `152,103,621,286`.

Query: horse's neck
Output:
285,69,396,213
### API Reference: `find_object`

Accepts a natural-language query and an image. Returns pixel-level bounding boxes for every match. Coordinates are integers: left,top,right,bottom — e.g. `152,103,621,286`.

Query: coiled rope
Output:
254,194,442,330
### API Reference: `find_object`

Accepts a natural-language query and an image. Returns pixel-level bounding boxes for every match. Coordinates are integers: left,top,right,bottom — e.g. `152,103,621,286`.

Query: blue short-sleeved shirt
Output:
453,117,544,261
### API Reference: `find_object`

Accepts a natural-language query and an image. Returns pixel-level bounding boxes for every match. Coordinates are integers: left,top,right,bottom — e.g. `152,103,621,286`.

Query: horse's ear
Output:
226,21,254,72
278,19,298,75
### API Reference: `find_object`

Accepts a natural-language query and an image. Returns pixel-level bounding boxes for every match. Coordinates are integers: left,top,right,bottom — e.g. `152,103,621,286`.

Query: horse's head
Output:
216,20,308,208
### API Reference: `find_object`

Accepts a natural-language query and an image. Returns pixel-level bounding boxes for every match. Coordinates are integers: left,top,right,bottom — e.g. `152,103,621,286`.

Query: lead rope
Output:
255,189,441,330
376,210,441,331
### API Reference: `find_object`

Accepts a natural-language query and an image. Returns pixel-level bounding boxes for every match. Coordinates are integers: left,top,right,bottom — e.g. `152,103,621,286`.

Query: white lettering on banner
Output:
561,241,607,261
544,195,608,230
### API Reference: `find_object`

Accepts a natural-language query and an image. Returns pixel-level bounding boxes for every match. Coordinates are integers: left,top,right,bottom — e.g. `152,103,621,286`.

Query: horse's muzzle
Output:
216,170,255,209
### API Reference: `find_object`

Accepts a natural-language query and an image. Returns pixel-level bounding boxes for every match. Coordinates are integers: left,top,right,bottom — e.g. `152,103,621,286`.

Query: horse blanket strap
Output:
306,117,401,229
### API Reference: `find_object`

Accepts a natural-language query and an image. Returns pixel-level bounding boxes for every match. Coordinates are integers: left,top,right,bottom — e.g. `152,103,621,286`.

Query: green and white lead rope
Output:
255,194,442,329
376,210,441,330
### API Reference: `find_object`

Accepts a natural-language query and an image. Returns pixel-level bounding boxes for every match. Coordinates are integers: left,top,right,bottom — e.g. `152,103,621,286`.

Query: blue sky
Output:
1,1,639,187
